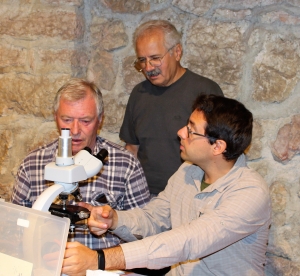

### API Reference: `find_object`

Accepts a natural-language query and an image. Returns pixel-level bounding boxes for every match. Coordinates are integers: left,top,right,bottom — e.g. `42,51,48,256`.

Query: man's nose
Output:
144,60,155,71
177,126,187,140
70,120,80,135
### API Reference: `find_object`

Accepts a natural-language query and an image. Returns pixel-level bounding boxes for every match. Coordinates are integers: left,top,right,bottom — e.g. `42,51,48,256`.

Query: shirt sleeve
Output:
10,160,33,208
117,174,271,270
113,191,171,242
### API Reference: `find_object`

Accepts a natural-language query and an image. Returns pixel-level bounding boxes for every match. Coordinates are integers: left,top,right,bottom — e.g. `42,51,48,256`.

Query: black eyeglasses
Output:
134,45,176,71
186,125,216,140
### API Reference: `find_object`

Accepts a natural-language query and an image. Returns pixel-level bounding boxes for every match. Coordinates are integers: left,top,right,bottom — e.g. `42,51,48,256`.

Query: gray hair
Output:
133,20,182,52
53,78,104,118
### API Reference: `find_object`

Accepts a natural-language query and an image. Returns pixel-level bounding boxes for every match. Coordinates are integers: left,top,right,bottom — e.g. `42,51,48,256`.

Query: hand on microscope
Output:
60,203,119,275
41,238,97,276
62,241,98,276
78,202,119,235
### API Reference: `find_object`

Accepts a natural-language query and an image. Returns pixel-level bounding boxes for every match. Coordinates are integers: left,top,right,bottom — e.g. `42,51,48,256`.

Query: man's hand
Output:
61,241,98,276
78,202,118,236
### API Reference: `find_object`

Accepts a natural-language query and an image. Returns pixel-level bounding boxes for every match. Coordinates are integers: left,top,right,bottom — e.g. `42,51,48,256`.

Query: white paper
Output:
0,252,33,276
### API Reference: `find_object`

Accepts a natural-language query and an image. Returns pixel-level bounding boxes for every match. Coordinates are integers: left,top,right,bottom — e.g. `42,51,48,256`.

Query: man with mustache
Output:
75,94,271,276
11,78,150,253
120,20,223,199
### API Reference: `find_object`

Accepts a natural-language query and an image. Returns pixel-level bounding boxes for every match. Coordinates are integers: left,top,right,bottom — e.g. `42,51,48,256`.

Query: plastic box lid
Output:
0,200,70,276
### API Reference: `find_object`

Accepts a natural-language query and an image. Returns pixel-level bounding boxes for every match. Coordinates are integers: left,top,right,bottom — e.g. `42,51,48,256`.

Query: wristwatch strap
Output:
97,249,105,270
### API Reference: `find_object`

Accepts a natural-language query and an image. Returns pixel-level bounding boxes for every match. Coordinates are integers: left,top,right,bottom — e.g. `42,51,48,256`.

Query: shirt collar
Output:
189,154,247,193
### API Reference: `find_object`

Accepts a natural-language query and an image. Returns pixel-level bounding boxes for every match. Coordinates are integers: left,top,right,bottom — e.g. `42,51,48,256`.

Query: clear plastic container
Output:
0,201,70,276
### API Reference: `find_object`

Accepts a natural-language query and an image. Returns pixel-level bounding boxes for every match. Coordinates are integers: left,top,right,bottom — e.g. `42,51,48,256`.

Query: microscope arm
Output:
32,184,64,212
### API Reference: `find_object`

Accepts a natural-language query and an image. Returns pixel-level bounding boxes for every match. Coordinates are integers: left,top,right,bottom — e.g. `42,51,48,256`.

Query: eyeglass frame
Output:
134,44,177,71
186,125,217,141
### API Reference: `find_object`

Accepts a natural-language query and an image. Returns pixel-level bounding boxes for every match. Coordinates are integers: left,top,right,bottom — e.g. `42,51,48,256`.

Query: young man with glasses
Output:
120,20,223,198
63,94,271,276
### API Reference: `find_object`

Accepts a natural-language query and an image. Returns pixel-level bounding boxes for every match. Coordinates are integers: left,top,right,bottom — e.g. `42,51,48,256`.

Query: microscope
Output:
0,128,108,276
32,128,108,231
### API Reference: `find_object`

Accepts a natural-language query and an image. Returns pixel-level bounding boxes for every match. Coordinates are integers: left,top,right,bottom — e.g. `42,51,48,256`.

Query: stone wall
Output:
0,0,299,274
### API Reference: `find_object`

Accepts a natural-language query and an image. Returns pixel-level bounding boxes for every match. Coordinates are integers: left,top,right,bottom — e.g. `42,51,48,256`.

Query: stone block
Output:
261,11,300,25
90,19,128,51
35,48,88,75
186,18,247,98
269,180,288,217
216,0,278,8
252,34,300,103
213,8,252,20
87,50,116,91
102,95,127,133
271,114,300,162
0,8,84,40
0,74,71,117
172,0,213,16
101,0,150,13
0,45,27,68
0,118,58,201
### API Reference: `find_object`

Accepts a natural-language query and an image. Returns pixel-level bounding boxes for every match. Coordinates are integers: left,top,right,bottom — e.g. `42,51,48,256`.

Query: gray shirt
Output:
113,154,271,275
120,69,223,194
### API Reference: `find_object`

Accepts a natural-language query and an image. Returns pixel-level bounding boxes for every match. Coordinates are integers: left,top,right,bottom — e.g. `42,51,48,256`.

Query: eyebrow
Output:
61,115,93,120
188,119,196,127
189,119,205,134
137,53,163,59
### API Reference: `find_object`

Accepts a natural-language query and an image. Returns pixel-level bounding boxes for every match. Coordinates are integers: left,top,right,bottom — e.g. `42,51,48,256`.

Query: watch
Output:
97,249,105,270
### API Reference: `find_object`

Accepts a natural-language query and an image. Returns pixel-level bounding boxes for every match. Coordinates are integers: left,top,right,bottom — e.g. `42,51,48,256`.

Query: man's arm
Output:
60,204,125,274
60,242,126,274
103,246,126,270
125,143,139,158
10,161,33,207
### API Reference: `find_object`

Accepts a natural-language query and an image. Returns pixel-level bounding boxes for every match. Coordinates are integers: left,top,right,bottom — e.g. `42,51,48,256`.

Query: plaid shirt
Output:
11,136,150,250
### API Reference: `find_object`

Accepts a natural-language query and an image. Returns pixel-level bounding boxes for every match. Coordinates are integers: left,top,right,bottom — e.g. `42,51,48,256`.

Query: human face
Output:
177,110,213,165
135,30,182,87
55,90,101,155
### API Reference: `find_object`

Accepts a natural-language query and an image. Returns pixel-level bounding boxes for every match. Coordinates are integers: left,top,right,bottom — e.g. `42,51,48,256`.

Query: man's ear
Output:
174,44,183,61
98,112,104,129
213,140,227,156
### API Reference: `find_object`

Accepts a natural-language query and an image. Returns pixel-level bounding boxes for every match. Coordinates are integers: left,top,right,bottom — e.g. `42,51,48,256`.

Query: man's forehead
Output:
136,32,165,53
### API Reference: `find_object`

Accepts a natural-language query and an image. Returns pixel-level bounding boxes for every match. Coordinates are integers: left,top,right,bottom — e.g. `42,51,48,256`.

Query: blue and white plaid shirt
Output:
11,136,150,250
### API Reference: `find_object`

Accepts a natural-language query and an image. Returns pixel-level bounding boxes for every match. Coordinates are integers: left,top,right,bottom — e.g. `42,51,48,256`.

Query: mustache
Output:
145,68,161,77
